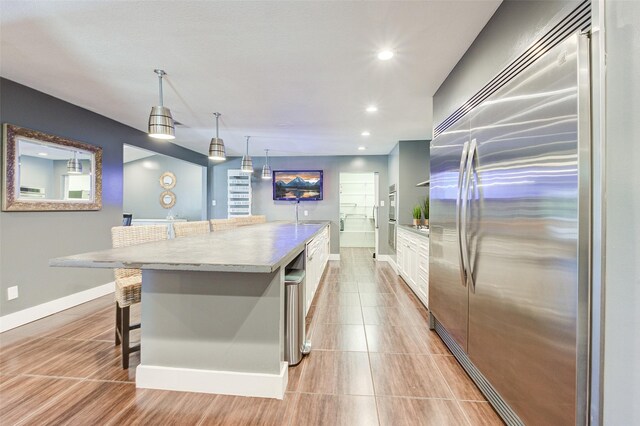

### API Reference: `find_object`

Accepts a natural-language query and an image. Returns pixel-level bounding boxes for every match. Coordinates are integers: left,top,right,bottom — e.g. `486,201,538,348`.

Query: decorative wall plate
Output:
159,171,176,189
159,191,176,209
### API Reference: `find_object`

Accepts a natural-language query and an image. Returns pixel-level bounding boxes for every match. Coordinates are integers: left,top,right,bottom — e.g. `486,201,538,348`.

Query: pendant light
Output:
148,69,175,140
67,151,83,174
208,112,226,161
261,149,272,179
241,136,253,172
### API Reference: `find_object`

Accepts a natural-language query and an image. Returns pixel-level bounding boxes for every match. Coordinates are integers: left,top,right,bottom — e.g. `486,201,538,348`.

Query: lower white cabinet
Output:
305,225,330,313
396,227,429,308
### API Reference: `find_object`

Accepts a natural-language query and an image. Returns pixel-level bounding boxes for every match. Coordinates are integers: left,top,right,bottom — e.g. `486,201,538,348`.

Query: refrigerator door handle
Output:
456,141,470,287
462,138,478,292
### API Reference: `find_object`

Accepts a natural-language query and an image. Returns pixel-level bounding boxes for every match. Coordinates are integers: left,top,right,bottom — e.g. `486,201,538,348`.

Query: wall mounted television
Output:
273,170,323,201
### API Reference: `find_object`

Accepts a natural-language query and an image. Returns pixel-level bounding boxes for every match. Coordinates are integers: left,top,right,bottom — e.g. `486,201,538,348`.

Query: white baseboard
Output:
136,362,288,399
0,282,114,332
377,255,397,273
328,254,341,261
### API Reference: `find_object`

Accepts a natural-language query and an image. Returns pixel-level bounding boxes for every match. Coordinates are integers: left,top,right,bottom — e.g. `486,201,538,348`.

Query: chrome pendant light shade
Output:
208,112,226,161
261,149,272,179
241,136,253,172
148,69,175,140
148,106,175,140
67,151,82,174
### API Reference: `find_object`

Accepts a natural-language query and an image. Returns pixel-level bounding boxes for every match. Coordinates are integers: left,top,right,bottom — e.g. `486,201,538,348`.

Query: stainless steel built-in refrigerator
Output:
429,32,590,425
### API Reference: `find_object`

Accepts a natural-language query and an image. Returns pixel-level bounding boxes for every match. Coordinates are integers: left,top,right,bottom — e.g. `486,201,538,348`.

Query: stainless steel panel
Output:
388,222,396,250
429,118,470,351
433,315,525,425
466,34,589,425
388,191,396,222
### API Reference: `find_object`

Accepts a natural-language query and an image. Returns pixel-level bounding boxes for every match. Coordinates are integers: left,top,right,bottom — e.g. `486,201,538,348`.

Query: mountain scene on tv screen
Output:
275,172,321,199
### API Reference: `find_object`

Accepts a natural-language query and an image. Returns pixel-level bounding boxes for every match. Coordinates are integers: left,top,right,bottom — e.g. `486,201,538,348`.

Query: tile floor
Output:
0,248,504,425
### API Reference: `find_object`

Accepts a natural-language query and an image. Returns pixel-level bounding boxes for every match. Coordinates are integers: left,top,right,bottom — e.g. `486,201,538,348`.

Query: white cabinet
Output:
396,227,429,309
305,225,330,313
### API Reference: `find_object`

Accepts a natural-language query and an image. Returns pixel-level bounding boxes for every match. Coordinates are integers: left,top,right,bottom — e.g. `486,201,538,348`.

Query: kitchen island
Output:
50,221,330,399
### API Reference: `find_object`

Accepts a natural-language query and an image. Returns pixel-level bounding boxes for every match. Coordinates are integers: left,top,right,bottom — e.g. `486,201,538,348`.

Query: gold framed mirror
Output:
2,124,103,211
159,191,176,209
159,171,176,189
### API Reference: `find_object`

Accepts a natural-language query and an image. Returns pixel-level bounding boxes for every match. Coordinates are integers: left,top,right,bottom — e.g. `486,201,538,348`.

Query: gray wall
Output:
433,0,581,127
211,155,391,255
0,78,209,316
124,154,206,221
601,0,640,423
397,140,430,226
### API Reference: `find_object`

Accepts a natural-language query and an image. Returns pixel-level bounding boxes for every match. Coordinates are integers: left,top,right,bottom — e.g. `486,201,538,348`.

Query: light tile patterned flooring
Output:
0,248,504,425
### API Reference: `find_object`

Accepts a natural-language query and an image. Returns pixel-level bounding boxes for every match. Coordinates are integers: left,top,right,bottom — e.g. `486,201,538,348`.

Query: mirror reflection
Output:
3,123,102,211
17,139,94,201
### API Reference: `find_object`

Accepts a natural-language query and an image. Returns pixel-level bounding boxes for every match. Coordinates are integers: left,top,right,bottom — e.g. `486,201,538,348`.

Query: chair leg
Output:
115,303,121,346
121,305,130,369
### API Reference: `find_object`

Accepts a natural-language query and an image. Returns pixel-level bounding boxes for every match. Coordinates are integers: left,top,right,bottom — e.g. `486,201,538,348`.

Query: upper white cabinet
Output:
396,227,429,308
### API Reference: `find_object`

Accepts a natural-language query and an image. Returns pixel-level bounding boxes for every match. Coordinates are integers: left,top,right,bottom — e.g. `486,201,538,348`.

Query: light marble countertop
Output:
50,221,329,273
398,223,430,237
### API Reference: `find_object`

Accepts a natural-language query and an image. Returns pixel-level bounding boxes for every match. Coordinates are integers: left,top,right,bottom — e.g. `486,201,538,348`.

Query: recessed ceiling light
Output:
38,152,48,156
377,50,394,61
366,105,378,113
358,146,366,151
361,131,370,136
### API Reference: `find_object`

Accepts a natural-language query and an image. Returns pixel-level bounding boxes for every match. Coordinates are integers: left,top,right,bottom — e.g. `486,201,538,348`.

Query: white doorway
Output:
339,172,379,255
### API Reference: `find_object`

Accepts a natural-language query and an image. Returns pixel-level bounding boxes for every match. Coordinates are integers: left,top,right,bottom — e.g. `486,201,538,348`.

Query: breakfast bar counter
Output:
50,221,330,399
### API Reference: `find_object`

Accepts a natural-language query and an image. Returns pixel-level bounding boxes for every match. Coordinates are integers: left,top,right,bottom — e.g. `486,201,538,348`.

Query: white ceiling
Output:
0,1,500,157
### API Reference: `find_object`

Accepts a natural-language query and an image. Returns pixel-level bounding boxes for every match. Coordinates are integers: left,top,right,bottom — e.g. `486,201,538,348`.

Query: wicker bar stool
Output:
209,218,238,231
173,221,211,238
233,215,267,226
111,224,168,368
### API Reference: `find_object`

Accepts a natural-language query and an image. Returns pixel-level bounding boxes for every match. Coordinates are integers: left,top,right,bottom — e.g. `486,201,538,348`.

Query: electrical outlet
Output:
304,210,309,216
7,286,18,301
212,200,217,206
381,200,385,207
